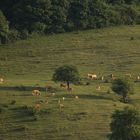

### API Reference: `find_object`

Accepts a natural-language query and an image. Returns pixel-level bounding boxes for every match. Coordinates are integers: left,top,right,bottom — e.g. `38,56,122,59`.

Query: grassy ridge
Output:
0,25,140,140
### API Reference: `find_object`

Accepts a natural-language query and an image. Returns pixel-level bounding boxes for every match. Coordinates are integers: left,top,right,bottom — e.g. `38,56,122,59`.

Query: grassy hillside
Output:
0,25,140,140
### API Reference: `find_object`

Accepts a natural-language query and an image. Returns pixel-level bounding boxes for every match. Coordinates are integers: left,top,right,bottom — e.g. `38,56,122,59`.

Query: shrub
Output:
110,107,140,140
111,78,134,103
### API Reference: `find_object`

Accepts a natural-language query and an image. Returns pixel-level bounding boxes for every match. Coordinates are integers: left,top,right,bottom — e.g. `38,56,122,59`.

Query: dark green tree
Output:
0,0,140,38
69,0,89,29
50,0,70,33
110,107,140,140
88,0,109,28
53,65,80,89
111,78,134,103
0,10,9,44
10,0,52,32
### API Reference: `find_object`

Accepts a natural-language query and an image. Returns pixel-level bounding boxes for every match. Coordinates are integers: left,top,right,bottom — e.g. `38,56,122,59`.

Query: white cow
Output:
88,74,97,79
0,78,4,84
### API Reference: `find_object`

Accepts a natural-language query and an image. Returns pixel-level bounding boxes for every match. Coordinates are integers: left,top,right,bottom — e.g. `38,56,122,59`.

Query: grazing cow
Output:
88,74,93,79
92,74,97,79
88,74,97,79
0,78,4,84
62,97,65,101
75,96,79,99
60,83,67,88
32,90,41,96
67,87,73,92
59,103,64,110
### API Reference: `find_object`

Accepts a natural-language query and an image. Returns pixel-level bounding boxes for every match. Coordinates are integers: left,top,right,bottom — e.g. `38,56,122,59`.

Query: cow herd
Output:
0,72,140,111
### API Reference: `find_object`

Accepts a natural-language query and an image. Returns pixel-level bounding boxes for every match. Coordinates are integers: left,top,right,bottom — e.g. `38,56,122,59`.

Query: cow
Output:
60,83,67,88
87,74,97,79
75,96,79,99
32,90,41,96
0,78,4,84
67,87,73,92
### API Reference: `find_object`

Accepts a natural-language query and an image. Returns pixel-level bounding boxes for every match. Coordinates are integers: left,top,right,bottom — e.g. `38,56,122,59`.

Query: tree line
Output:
0,0,140,44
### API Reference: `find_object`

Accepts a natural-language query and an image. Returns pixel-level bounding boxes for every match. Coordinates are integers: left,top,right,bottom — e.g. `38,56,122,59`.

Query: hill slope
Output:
0,25,140,84
0,25,140,140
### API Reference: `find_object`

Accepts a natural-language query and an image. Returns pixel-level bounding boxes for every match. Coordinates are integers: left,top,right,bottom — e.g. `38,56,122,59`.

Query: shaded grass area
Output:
0,25,140,140
0,90,123,140
0,82,139,140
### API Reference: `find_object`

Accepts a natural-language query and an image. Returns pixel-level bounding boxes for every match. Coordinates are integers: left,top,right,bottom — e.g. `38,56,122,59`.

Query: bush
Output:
110,107,140,140
111,78,134,103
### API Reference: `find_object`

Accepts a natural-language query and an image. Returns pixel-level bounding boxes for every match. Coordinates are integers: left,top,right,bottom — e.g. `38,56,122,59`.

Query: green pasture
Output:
0,25,140,140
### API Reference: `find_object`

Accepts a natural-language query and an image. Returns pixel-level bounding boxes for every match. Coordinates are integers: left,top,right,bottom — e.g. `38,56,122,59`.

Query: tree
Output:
69,0,89,29
9,0,52,32
50,0,70,33
110,107,140,140
0,10,9,44
53,65,80,89
88,0,109,28
111,78,134,103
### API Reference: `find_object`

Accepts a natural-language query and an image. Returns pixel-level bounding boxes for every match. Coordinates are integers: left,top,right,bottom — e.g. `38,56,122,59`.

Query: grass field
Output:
0,25,140,140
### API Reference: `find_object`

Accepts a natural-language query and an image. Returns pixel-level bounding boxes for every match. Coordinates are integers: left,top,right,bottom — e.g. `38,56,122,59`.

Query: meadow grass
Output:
0,25,140,140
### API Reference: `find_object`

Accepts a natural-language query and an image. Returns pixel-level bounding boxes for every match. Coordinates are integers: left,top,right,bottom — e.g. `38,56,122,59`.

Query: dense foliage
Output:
0,0,140,43
110,107,140,140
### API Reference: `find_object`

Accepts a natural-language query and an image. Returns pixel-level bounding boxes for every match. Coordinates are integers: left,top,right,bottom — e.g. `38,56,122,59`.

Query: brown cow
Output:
67,87,73,92
60,83,67,88
32,90,41,96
